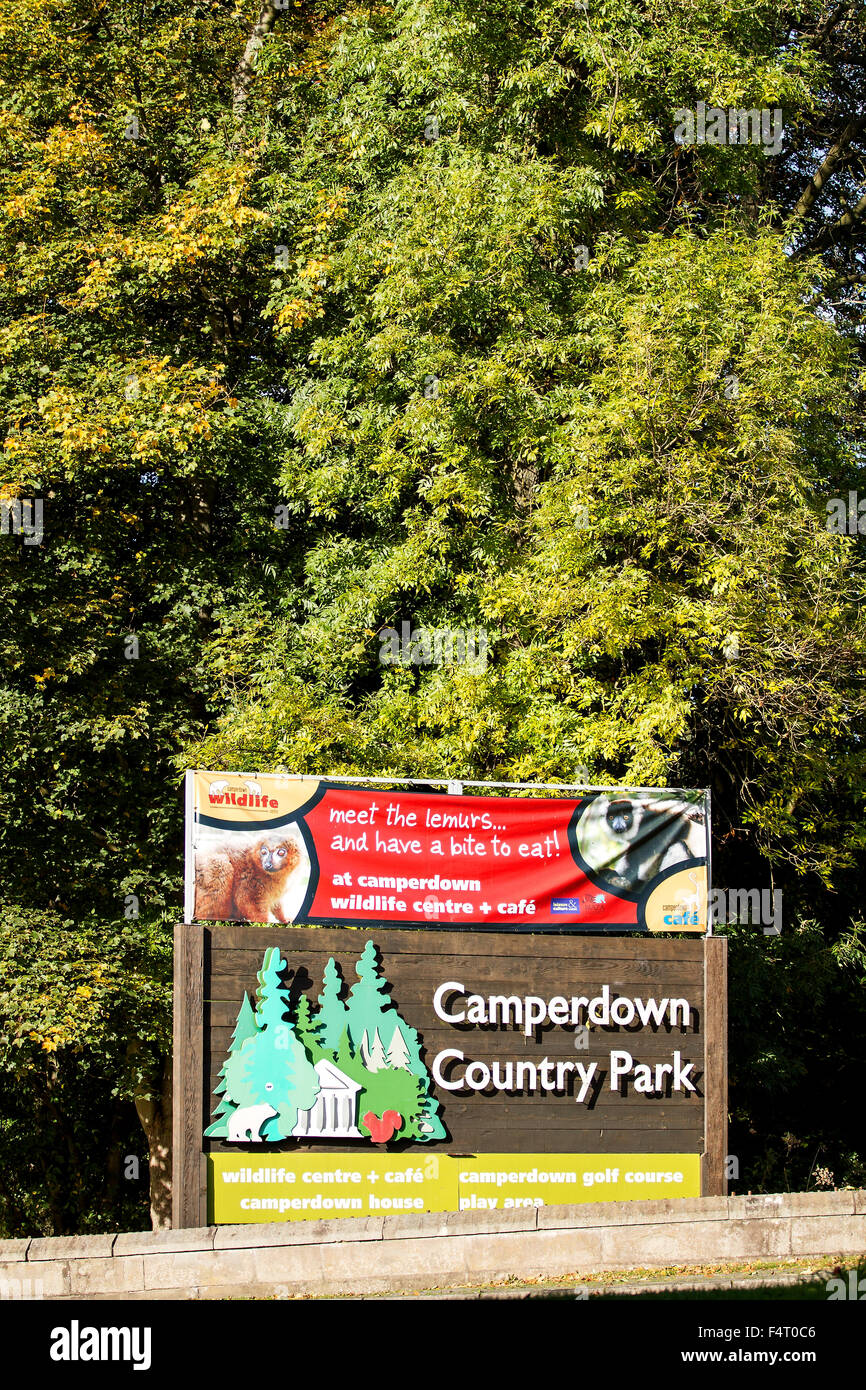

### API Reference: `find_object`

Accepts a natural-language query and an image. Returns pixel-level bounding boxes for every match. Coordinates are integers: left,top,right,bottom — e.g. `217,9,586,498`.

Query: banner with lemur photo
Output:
184,772,710,933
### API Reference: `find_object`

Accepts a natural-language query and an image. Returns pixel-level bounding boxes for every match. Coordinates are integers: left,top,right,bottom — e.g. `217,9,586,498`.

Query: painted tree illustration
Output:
335,1028,354,1074
385,1026,411,1071
362,1028,388,1072
206,944,446,1146
346,941,446,1141
224,947,320,1140
316,957,350,1051
204,991,258,1138
295,992,324,1059
345,940,393,1053
330,1036,424,1140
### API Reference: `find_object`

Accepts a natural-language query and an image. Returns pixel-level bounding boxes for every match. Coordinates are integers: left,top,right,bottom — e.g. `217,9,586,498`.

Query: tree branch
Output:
802,186,866,253
814,1,850,46
790,116,866,221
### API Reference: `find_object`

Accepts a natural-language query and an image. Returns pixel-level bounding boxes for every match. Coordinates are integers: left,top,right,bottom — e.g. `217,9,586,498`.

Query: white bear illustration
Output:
228,1103,278,1142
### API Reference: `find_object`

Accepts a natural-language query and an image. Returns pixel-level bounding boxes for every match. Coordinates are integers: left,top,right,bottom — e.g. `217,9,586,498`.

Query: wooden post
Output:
172,921,205,1228
702,935,728,1197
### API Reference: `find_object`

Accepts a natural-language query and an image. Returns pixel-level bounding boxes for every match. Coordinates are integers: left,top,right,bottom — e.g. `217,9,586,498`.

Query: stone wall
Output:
1,1190,863,1300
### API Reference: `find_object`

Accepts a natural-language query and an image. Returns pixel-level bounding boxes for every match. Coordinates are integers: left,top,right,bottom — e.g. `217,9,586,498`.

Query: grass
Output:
345,1254,866,1301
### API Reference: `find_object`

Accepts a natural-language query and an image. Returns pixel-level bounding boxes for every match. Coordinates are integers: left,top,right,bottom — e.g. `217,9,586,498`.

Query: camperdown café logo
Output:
207,944,698,1149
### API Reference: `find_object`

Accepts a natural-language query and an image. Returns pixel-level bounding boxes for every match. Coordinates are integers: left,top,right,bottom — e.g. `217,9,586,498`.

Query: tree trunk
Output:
791,116,866,222
104,1097,129,1211
133,1056,173,1230
232,2,283,119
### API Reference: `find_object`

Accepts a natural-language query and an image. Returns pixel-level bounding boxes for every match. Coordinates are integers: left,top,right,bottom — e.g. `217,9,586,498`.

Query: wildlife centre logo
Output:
206,943,446,1146
206,777,278,809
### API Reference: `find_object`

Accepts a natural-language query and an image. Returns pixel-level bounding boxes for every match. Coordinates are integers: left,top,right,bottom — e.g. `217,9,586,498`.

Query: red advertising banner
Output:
185,773,709,933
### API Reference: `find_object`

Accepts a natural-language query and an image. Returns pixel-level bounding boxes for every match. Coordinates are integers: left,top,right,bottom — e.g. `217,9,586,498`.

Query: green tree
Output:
0,0,304,1226
225,948,320,1139
316,957,350,1052
345,942,392,1054
2,0,865,1227
186,1,865,888
725,918,866,1193
345,943,445,1140
0,907,171,1235
205,992,258,1139
335,1028,355,1076
294,991,325,1059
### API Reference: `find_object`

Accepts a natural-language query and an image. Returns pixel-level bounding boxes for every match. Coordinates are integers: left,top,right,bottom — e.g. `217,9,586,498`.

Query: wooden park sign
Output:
172,924,727,1226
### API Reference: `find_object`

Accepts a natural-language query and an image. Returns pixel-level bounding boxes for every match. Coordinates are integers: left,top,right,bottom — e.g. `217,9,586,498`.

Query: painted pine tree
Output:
316,957,350,1051
224,947,320,1140
386,1012,447,1141
207,945,445,1145
362,1028,388,1072
345,940,392,1054
385,1025,411,1071
204,991,258,1138
295,992,325,1060
335,1028,355,1074
346,942,446,1140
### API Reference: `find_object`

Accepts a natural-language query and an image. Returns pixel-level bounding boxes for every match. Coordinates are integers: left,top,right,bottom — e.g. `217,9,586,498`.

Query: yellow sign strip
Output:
209,1153,701,1223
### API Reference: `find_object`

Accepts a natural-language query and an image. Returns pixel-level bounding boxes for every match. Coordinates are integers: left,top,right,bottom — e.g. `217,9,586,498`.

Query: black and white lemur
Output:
578,796,704,893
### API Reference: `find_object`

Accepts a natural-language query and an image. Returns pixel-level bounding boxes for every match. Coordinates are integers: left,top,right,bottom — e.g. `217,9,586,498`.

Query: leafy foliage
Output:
0,907,171,1235
726,919,866,1192
1,0,864,1229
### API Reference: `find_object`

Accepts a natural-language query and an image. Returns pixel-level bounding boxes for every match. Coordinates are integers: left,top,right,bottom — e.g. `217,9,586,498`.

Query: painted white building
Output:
292,1058,363,1138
